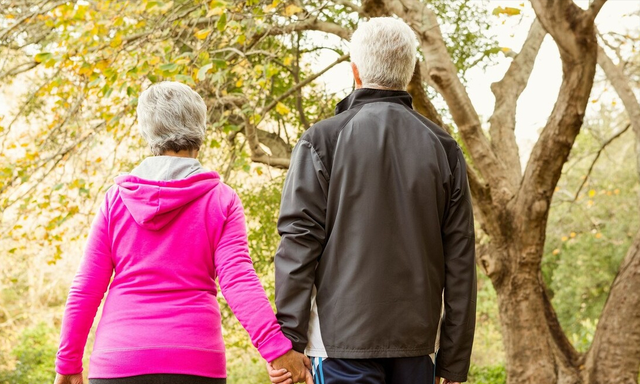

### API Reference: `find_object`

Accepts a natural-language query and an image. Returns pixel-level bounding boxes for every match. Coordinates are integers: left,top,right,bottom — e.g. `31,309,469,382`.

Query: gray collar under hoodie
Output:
129,156,206,181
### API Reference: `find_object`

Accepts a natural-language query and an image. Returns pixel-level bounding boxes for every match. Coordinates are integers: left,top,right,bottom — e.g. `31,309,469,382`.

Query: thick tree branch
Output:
265,18,351,40
597,44,640,173
256,128,292,159
517,0,598,253
489,19,546,186
406,62,446,129
586,0,608,22
540,273,580,366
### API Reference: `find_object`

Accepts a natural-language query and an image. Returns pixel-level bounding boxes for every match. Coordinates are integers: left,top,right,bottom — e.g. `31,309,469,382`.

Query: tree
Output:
2,1,639,383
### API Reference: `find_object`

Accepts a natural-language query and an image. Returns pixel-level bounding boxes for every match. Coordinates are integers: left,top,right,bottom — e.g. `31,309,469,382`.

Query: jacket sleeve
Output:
275,139,329,352
436,149,477,382
56,201,114,375
214,192,292,362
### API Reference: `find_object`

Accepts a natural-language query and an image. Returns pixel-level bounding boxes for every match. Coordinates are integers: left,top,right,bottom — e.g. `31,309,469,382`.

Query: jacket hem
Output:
324,346,434,359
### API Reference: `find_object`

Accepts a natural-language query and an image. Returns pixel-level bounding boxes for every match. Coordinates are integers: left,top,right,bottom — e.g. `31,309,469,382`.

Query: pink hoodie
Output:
55,171,292,378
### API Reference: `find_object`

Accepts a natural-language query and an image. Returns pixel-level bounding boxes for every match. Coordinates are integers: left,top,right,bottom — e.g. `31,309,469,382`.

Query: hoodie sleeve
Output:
435,149,477,383
56,200,114,375
214,193,292,362
274,140,329,352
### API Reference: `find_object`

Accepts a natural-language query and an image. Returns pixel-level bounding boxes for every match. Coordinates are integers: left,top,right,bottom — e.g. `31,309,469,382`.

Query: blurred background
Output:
1,0,639,383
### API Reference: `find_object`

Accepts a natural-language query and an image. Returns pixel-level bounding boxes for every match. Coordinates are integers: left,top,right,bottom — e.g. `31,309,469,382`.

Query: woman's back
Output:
57,158,291,380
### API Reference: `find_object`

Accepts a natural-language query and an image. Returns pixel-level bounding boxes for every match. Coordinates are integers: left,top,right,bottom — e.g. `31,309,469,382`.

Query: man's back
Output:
275,88,476,380
273,17,476,384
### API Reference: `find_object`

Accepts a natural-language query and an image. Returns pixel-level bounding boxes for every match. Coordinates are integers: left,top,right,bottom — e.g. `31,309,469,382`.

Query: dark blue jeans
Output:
89,375,225,384
311,355,435,384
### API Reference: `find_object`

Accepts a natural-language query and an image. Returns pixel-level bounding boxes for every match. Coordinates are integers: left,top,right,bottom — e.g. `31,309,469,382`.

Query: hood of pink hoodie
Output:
114,172,220,231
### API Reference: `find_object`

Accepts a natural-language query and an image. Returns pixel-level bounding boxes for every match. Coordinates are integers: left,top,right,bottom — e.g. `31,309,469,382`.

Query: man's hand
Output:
270,350,313,384
53,373,84,384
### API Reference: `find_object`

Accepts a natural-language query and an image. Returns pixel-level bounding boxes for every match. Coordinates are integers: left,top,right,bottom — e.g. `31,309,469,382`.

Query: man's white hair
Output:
350,17,418,90
137,81,207,156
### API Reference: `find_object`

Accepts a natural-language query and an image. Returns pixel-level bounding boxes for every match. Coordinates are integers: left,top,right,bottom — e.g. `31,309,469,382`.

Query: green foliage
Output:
544,113,639,351
218,176,284,352
225,346,270,384
429,0,500,77
468,364,507,384
0,323,58,384
472,273,504,367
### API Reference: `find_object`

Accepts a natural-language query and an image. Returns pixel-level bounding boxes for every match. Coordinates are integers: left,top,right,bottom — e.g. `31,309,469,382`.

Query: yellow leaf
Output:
207,7,224,17
552,249,560,255
283,56,293,66
284,4,302,16
235,79,243,87
95,60,109,71
149,56,160,65
570,232,576,238
275,102,290,115
588,189,596,198
561,236,568,242
614,188,620,195
595,233,602,239
195,29,212,40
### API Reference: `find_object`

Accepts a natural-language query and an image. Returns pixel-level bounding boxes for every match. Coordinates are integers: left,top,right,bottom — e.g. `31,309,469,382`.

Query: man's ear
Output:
351,62,363,89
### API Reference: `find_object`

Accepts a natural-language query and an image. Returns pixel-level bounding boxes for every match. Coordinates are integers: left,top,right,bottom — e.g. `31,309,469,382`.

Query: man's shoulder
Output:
301,108,361,145
406,109,462,167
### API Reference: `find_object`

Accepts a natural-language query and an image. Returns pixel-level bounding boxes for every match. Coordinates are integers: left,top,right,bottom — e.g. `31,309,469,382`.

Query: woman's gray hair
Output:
137,81,207,155
350,17,418,90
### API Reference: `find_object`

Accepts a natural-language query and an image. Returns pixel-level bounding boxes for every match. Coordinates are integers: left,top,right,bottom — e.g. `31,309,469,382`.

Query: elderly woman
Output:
53,82,310,384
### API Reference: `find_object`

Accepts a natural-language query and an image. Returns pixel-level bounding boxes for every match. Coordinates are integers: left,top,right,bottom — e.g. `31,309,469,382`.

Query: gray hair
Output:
137,81,207,155
350,17,418,90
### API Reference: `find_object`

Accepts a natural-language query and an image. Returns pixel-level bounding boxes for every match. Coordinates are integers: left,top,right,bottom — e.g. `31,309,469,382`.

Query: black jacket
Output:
275,88,476,382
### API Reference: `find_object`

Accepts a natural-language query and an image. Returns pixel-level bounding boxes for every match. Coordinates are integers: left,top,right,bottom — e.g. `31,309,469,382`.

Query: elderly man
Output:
271,17,476,384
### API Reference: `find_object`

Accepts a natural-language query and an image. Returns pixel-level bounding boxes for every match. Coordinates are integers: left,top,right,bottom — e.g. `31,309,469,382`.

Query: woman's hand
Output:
266,362,294,384
53,373,84,384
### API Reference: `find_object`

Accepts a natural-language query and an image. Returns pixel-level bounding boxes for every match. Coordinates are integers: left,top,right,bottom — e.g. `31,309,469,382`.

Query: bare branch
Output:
0,0,67,41
265,18,352,40
489,18,546,186
261,53,349,117
572,123,631,201
0,61,38,81
334,0,363,13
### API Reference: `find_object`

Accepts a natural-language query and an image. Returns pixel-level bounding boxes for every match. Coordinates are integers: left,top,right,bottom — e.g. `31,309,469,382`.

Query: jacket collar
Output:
335,88,413,115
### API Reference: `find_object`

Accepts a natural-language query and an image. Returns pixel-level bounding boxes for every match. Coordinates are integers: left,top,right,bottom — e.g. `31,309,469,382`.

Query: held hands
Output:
268,349,313,384
53,373,84,384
